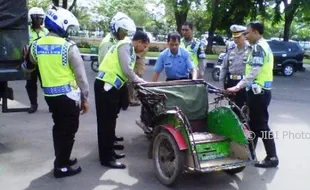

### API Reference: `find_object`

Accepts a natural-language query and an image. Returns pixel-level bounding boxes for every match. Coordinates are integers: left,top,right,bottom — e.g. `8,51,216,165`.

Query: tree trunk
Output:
173,0,190,34
206,0,220,54
52,0,59,6
283,3,299,41
69,0,78,11
62,0,68,9
175,12,189,34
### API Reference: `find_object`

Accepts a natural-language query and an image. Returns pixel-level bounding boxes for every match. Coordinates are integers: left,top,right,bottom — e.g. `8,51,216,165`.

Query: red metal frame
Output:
163,124,188,150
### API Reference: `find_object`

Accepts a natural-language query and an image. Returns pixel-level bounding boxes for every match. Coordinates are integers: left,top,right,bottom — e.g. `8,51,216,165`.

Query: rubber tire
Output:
225,166,246,175
91,60,99,73
153,130,185,187
212,68,220,81
282,64,294,77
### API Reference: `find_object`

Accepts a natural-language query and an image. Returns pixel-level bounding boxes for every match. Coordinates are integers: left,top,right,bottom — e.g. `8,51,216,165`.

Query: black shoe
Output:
255,156,279,168
68,158,77,166
101,160,126,169
115,136,124,142
113,152,125,159
28,104,38,114
53,165,82,178
113,143,124,150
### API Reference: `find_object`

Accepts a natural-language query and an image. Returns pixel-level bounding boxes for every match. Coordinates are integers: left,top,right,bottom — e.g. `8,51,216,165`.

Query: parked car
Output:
267,40,305,76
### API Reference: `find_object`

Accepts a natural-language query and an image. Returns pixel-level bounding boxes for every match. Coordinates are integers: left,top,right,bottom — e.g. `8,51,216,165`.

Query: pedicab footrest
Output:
199,157,249,172
189,132,227,143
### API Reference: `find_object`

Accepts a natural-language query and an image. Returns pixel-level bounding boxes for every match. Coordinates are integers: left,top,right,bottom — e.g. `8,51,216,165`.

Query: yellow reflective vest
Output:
245,39,274,89
96,39,136,89
180,38,200,67
31,36,77,96
29,25,49,45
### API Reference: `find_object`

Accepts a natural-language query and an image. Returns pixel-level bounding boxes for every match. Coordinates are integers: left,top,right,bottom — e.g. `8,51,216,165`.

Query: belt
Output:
229,74,245,80
42,84,71,95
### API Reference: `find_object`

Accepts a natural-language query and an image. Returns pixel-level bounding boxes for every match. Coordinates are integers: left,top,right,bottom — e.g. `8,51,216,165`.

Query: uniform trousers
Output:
128,58,145,104
225,79,247,112
26,67,41,106
247,89,277,157
45,95,80,168
94,79,125,162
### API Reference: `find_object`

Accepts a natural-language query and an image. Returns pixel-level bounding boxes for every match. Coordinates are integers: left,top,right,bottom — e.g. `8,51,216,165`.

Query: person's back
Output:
98,33,116,64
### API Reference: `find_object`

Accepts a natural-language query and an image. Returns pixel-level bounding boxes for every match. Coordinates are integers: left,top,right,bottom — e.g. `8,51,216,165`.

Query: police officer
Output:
128,48,147,106
26,7,49,113
95,15,150,168
152,32,197,82
227,21,279,168
98,12,130,65
97,12,132,148
180,21,206,78
23,6,89,177
219,24,251,111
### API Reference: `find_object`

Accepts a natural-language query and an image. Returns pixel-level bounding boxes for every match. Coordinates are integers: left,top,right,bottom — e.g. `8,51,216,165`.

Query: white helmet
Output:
44,6,80,37
28,7,45,23
110,12,136,36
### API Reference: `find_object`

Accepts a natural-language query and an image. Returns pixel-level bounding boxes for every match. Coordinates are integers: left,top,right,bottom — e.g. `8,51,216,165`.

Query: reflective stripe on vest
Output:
180,38,199,67
245,39,274,89
96,39,136,89
31,36,76,96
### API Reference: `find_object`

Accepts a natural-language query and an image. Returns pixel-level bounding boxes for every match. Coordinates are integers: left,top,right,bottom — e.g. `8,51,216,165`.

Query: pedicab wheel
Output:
212,68,220,81
225,166,246,175
91,60,99,72
153,130,185,187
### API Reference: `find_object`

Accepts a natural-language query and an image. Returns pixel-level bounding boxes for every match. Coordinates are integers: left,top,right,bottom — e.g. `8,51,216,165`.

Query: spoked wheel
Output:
153,130,185,187
91,59,99,72
212,68,220,81
241,105,250,122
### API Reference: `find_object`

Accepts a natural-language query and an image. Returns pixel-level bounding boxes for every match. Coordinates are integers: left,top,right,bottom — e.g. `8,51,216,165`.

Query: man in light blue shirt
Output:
152,32,197,81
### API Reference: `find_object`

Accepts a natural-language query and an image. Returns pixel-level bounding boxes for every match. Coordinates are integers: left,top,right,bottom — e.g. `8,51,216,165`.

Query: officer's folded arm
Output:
68,45,90,103
118,43,146,83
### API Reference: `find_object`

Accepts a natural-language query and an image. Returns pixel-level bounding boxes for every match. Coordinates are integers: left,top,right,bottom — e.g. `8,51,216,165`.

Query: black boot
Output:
254,156,279,168
113,151,125,159
26,85,38,114
101,159,126,169
255,137,278,168
54,165,82,178
68,158,78,166
115,136,124,142
28,104,38,114
113,142,124,150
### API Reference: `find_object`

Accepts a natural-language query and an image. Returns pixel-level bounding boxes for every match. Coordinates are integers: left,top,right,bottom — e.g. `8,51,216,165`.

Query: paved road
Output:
0,62,310,190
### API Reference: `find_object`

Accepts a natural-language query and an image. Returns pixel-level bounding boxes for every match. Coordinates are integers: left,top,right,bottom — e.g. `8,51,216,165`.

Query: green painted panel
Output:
196,141,230,161
207,107,247,144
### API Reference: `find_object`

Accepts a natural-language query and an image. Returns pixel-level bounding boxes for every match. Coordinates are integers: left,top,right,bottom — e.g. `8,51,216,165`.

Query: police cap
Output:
230,24,247,38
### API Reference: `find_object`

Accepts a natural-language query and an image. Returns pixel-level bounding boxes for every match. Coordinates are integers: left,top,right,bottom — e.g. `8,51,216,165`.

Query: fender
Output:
148,124,188,159
214,65,222,69
163,124,188,150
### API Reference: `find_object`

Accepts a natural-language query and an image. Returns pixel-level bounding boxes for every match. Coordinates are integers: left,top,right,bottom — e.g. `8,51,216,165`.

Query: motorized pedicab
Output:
135,79,256,187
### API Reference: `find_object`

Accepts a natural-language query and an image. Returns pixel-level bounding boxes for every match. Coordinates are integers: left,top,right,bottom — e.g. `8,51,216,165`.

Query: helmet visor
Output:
67,25,80,36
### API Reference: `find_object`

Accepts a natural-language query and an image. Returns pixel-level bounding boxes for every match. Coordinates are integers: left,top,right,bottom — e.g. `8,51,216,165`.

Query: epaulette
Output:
65,38,76,46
